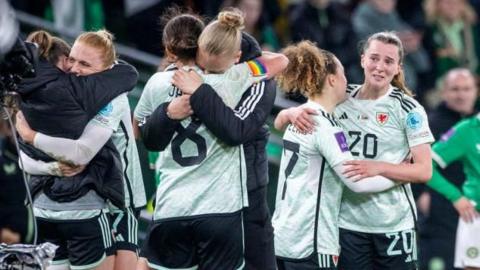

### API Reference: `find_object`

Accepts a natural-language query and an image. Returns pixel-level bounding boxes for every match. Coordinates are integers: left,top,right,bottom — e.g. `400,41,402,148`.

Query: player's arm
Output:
316,127,398,193
256,51,289,79
343,143,432,183
427,123,478,221
18,150,62,176
333,164,398,193
16,109,114,165
184,80,275,146
69,60,138,117
274,106,317,132
139,101,183,151
140,93,191,151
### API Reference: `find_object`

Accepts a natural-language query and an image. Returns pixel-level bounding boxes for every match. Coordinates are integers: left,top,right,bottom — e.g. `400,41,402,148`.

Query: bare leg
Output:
113,250,138,270
95,255,115,270
136,257,150,270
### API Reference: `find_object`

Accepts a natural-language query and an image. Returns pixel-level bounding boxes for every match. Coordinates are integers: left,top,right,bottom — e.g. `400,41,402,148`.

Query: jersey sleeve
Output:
134,72,172,121
431,121,470,168
402,105,434,147
92,94,127,131
314,120,351,168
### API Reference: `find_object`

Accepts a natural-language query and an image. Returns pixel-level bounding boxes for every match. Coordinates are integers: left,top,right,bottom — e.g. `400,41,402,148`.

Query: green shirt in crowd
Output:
428,113,480,211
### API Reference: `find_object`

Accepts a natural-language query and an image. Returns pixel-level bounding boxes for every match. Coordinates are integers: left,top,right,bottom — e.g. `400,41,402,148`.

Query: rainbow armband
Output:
247,59,267,77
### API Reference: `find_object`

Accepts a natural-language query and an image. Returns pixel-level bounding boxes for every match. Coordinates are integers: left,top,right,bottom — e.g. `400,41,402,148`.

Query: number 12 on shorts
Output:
386,229,417,263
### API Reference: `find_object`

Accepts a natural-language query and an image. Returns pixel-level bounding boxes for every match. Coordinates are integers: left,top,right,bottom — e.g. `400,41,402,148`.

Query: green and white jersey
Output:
93,93,146,209
429,114,480,210
272,101,351,258
335,84,434,233
134,62,265,220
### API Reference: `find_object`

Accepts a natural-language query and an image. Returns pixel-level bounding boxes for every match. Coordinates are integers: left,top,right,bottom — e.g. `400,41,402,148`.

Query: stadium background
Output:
5,1,480,269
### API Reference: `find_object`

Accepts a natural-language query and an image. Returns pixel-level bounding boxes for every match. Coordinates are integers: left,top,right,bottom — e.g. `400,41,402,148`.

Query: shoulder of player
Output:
346,84,361,97
316,110,341,128
144,71,174,91
455,116,479,132
387,88,422,114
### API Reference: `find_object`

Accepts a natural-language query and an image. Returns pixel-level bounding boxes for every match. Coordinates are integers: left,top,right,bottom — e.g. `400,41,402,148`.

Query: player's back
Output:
151,63,264,221
273,101,350,258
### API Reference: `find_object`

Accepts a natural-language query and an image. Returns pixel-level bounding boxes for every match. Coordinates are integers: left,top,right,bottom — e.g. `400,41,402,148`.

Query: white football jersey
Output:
134,62,265,220
335,84,434,233
272,101,352,258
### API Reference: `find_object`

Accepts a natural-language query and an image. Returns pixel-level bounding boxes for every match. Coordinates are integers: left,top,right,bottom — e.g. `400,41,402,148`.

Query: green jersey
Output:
134,62,265,220
272,101,351,257
429,114,480,210
335,84,434,233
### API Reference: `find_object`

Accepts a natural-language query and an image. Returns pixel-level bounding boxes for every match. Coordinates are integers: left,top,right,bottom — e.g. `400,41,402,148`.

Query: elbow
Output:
416,169,433,183
279,54,289,71
411,163,433,183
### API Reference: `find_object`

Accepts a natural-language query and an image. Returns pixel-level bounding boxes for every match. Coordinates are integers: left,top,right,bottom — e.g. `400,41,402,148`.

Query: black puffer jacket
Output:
18,59,138,208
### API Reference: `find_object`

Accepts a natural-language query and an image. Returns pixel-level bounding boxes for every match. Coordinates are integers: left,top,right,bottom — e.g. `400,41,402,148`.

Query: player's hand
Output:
343,160,384,181
0,228,20,244
15,111,37,144
288,106,317,133
454,197,479,223
58,162,86,177
172,69,203,95
167,95,193,120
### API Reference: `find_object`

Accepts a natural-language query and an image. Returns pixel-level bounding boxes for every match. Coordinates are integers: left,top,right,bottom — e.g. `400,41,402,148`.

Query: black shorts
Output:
106,207,140,255
339,228,418,270
277,253,339,270
243,185,276,270
36,211,112,270
142,211,244,270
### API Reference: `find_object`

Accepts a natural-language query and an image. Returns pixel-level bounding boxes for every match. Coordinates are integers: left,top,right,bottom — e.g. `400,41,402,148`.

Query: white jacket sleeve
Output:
19,150,62,176
332,164,398,193
33,121,113,166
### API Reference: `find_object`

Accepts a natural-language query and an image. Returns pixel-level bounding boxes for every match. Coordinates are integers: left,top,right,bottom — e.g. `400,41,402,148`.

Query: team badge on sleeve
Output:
247,59,267,77
376,112,389,126
334,132,349,152
99,103,113,116
406,111,423,130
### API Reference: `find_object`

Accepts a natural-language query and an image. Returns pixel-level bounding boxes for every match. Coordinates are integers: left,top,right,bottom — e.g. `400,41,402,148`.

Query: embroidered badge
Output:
376,112,389,126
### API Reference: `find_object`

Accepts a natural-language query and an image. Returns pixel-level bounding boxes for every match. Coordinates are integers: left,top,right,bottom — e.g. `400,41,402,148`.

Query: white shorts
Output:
454,216,480,268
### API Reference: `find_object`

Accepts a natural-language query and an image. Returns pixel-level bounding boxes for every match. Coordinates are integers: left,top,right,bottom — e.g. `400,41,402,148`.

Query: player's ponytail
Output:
277,41,337,98
198,8,244,56
27,30,70,66
392,69,414,97
76,29,116,68
161,8,204,63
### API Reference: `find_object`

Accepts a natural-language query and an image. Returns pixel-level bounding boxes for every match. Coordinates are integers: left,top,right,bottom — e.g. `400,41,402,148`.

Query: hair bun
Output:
218,9,244,30
96,29,114,42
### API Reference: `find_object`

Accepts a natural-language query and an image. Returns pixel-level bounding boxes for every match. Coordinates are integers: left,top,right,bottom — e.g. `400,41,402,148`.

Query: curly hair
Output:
277,41,337,98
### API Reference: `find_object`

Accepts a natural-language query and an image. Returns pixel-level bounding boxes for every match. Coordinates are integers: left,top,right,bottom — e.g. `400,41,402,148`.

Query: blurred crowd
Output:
9,0,480,110
5,0,480,269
